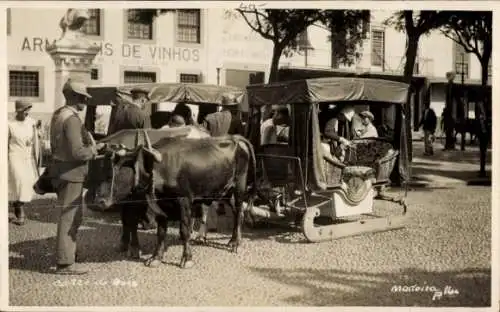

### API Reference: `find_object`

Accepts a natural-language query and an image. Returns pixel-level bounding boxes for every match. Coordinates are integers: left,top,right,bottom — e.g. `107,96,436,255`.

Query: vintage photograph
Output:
5,2,493,308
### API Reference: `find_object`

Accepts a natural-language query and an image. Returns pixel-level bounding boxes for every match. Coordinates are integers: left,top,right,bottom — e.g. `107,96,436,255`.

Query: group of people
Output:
418,99,490,178
320,105,379,165
9,78,248,275
257,103,379,167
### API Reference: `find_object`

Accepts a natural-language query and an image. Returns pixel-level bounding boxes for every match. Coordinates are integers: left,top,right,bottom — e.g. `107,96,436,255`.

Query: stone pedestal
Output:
46,39,101,113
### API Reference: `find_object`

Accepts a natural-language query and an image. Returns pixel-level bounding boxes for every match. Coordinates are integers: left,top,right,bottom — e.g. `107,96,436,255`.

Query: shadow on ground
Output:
249,267,491,307
411,165,491,185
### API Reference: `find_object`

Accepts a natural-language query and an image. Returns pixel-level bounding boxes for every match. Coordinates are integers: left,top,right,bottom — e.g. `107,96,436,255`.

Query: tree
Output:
320,10,371,69
441,11,492,86
384,11,449,162
234,9,324,82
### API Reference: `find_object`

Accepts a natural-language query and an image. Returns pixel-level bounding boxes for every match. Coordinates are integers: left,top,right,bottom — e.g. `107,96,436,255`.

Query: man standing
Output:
49,80,102,275
107,87,151,135
202,96,244,136
418,103,437,156
106,87,155,231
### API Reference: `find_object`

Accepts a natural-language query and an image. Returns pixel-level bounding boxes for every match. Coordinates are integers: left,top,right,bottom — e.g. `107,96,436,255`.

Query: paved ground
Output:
7,141,492,307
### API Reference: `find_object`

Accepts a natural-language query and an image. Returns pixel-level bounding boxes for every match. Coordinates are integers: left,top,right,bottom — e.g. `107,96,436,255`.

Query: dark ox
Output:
86,127,211,259
94,134,256,269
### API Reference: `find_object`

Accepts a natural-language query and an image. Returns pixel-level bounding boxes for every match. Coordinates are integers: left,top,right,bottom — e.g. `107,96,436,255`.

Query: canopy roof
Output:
87,83,246,106
246,77,409,107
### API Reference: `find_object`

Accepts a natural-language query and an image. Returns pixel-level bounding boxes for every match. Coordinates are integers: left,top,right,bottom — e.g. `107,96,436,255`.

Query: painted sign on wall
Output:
20,37,200,62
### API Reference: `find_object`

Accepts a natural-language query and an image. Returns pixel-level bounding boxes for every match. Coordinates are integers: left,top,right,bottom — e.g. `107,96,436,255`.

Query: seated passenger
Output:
358,111,379,138
260,106,290,145
321,141,346,168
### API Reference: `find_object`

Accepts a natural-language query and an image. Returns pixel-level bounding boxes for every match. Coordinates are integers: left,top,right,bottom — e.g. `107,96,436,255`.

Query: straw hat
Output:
360,110,375,121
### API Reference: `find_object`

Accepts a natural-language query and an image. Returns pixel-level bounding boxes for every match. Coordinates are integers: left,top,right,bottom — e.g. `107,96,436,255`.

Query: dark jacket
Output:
419,108,437,133
324,116,358,141
49,106,95,183
107,102,150,136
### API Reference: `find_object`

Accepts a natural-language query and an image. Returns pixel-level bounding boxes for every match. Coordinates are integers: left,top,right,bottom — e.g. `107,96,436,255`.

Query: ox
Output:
86,127,212,259
93,134,256,269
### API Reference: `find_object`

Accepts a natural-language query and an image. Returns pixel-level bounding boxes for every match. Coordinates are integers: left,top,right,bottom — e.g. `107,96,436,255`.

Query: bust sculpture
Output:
58,9,90,43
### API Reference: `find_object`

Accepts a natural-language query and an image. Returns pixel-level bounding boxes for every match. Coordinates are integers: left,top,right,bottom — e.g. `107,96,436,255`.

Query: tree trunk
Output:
402,34,419,163
268,43,284,83
480,57,490,87
481,39,492,87
330,27,339,69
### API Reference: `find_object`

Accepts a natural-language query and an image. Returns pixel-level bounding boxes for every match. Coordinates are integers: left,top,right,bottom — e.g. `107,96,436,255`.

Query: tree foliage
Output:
233,9,324,82
441,11,492,86
321,10,371,68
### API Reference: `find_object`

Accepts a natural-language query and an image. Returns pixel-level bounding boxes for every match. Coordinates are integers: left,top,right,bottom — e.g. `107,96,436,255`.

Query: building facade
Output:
7,8,491,122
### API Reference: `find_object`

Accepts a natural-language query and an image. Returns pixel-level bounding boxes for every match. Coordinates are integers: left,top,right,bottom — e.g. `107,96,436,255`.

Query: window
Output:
371,29,385,67
7,8,11,35
83,9,101,36
177,9,201,43
180,73,200,83
454,42,469,79
127,9,153,40
124,71,157,84
90,68,99,81
9,70,40,97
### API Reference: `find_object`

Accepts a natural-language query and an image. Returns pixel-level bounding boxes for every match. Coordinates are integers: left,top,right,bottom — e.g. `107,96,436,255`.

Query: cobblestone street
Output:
7,141,492,307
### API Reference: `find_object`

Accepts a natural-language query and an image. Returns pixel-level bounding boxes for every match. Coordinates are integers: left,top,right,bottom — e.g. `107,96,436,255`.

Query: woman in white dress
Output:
8,100,41,225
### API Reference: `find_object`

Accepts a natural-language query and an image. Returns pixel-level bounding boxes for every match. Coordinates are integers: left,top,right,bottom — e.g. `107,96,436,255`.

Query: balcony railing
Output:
282,49,436,77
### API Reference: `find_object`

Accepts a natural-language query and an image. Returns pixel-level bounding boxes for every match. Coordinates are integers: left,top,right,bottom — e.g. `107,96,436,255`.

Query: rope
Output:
26,195,240,210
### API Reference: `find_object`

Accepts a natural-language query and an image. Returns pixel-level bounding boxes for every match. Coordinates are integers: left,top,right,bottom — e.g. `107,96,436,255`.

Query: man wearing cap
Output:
107,87,151,136
358,110,379,138
323,105,360,162
106,87,156,231
418,103,437,156
49,79,103,275
8,100,42,226
202,95,244,137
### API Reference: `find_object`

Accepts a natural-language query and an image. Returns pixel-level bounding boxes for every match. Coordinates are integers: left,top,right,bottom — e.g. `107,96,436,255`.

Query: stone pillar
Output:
46,9,101,113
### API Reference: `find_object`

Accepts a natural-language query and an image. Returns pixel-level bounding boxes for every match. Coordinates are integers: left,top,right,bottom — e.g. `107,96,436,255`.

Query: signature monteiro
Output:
391,284,460,301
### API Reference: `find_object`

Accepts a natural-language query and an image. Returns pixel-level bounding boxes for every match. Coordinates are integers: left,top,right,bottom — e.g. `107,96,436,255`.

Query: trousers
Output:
53,179,84,265
424,130,434,155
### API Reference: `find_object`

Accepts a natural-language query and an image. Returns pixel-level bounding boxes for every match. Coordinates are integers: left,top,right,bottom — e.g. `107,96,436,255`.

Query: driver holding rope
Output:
323,105,358,162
